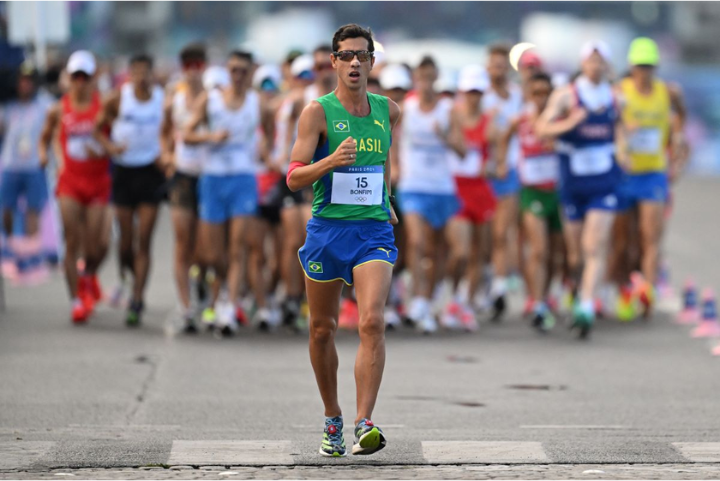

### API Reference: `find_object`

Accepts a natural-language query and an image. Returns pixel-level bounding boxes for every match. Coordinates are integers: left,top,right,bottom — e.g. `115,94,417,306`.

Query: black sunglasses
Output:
333,50,374,62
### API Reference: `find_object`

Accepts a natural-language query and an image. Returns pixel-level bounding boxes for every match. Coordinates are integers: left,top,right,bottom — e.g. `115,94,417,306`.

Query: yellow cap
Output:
628,37,660,66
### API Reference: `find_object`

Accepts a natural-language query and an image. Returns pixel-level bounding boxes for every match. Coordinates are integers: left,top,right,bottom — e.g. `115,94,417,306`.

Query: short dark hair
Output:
530,72,552,86
180,43,207,63
417,55,437,70
332,24,374,53
130,54,153,68
285,49,303,65
314,44,333,55
489,44,511,57
229,50,254,63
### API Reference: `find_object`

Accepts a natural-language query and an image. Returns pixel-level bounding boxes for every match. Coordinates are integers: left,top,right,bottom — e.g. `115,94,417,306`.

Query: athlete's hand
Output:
107,143,127,157
434,121,449,144
39,150,49,169
158,151,176,178
330,137,357,168
84,144,104,160
210,130,230,144
389,205,399,225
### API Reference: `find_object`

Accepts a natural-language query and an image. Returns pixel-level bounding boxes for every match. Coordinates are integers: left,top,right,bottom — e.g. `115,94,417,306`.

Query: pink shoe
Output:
338,298,359,330
712,343,720,356
522,298,534,318
459,304,478,332
441,302,463,330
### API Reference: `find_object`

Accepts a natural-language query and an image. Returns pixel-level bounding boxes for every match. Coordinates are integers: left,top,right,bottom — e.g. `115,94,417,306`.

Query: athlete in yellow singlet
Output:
613,37,688,318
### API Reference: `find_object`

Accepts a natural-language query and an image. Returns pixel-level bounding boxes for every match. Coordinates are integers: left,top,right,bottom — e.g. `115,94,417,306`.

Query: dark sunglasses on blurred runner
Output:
70,71,91,81
333,50,373,62
182,60,206,70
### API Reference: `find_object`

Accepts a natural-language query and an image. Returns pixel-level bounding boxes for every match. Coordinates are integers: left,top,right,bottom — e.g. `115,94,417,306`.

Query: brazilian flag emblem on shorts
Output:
333,120,350,133
308,261,324,274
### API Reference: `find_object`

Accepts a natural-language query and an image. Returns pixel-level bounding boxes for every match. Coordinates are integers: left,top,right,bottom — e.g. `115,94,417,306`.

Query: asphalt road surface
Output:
1,177,719,479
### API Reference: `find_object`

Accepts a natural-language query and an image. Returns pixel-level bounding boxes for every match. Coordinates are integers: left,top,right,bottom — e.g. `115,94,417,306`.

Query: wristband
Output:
286,161,306,186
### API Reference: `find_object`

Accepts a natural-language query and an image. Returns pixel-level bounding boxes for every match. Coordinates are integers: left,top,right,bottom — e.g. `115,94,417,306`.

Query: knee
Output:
358,311,385,340
310,318,337,344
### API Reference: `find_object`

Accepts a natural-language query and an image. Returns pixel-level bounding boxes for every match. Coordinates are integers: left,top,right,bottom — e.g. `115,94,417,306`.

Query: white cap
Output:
581,40,612,62
457,64,489,93
291,54,315,78
252,64,282,91
379,64,412,91
202,65,230,90
67,50,96,75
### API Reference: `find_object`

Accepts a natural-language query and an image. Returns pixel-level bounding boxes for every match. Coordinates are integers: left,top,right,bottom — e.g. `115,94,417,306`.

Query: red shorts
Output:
454,176,496,225
56,169,112,206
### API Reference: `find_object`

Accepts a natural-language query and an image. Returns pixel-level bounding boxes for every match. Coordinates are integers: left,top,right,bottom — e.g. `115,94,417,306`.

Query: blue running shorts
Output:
298,217,397,286
398,191,460,230
198,173,258,223
622,171,669,205
0,170,48,212
560,188,626,222
490,168,521,198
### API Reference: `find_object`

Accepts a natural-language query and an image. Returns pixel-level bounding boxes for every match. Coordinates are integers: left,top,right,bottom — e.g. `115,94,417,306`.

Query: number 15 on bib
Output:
331,165,385,206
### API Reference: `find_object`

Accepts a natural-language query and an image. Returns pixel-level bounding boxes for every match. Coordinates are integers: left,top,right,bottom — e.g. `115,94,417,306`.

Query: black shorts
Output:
258,178,308,225
112,163,167,208
168,171,199,212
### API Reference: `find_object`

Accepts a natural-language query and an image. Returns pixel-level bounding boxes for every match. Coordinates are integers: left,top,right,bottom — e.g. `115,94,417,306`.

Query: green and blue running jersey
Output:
311,91,392,222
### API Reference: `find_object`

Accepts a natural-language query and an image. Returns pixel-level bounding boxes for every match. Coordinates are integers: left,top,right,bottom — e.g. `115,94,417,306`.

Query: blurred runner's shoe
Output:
71,298,88,324
201,307,217,329
441,301,463,330
571,302,594,339
338,298,359,330
616,285,636,322
126,301,143,327
352,418,386,455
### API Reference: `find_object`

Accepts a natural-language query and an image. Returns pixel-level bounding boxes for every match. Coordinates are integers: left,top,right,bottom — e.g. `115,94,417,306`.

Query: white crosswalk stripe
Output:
673,442,720,462
168,440,294,465
0,441,55,470
421,441,549,464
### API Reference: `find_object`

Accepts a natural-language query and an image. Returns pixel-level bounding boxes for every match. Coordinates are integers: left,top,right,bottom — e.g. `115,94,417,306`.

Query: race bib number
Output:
331,165,384,206
570,145,613,176
628,128,661,155
67,134,99,161
450,148,482,177
520,154,559,185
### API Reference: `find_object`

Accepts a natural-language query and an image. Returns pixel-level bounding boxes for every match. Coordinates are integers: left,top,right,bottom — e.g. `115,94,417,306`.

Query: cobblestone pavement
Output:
3,464,720,480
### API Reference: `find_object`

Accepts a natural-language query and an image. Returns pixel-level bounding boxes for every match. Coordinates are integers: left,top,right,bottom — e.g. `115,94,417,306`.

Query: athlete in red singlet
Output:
39,50,111,323
445,65,497,328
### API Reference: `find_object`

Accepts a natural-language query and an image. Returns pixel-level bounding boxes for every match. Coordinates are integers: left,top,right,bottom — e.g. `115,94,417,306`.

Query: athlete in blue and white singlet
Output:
536,41,622,338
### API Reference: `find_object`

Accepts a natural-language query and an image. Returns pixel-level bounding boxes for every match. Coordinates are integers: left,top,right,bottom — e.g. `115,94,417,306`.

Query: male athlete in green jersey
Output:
287,24,401,457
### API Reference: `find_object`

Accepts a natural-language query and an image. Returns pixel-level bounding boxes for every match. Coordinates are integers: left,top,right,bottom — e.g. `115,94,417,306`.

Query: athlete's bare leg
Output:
243,216,267,309
353,261,392,424
491,195,518,288
198,221,227,305
562,219,583,294
467,223,490,302
132,204,160,303
83,204,109,276
579,210,614,303
280,206,306,299
171,206,197,310
638,201,664,285
523,211,549,303
59,197,84,299
445,218,471,291
404,213,436,298
306,277,344,417
115,206,136,284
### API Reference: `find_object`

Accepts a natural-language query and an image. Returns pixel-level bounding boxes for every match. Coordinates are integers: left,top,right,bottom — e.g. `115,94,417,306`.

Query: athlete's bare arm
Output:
437,108,467,158
159,86,176,175
38,103,61,169
182,92,228,145
259,97,277,170
496,116,520,179
389,106,402,185
535,87,586,139
385,99,401,225
93,91,125,157
668,83,690,178
286,101,356,192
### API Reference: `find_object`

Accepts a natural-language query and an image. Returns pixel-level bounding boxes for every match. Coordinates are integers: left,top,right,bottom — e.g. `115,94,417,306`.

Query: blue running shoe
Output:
319,416,346,457
352,418,386,455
